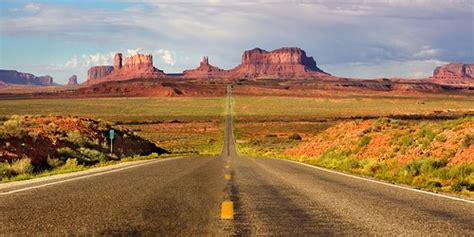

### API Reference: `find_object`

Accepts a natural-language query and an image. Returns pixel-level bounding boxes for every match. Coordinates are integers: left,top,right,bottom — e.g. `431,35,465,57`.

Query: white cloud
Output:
24,3,41,13
81,53,114,67
64,56,79,69
321,59,450,79
127,48,141,56
155,49,176,65
414,46,440,58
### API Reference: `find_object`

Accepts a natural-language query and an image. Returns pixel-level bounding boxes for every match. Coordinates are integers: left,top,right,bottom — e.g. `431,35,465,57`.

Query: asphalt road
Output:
1,85,473,235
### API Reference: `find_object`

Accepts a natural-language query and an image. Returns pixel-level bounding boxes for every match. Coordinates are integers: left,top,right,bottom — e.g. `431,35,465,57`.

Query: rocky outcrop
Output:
429,63,474,85
227,47,330,79
183,56,225,79
85,53,165,85
0,70,54,86
87,66,114,83
67,75,78,85
123,54,154,71
114,53,122,71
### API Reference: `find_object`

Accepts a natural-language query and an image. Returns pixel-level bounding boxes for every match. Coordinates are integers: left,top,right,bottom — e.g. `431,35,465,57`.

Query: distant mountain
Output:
0,69,54,86
428,63,474,85
226,47,330,79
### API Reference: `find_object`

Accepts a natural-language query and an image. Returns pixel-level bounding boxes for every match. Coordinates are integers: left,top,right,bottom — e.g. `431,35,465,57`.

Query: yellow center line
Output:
221,201,234,220
224,174,231,180
225,165,230,169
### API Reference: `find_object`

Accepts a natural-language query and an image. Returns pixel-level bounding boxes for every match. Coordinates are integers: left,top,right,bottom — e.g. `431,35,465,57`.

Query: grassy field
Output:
0,97,226,155
0,97,225,122
233,95,474,196
233,96,474,121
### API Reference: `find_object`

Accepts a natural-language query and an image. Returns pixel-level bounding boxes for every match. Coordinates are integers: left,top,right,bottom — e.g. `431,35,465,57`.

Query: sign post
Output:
109,129,115,153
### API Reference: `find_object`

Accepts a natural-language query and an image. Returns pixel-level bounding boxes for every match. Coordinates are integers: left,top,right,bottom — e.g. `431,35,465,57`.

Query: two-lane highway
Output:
1,85,473,235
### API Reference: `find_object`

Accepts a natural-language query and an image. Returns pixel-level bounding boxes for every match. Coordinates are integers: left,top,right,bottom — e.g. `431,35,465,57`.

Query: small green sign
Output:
109,129,115,140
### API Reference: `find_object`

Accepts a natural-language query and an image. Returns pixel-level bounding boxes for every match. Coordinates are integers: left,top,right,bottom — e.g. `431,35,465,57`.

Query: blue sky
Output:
0,0,473,84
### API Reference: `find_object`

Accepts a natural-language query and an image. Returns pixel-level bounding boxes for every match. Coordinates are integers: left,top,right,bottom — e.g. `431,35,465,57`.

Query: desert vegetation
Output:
234,95,474,196
0,97,225,156
0,115,166,182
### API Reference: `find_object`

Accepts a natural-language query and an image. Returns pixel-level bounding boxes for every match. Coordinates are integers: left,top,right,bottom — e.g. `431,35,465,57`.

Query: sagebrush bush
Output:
57,147,79,161
79,148,107,163
47,157,64,168
0,116,25,138
0,162,14,179
359,135,371,148
10,157,34,175
462,133,474,148
62,158,79,170
65,130,90,146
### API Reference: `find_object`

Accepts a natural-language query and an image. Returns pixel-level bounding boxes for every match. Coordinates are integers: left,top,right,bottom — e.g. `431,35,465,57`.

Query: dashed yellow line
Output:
221,201,234,220
225,165,230,169
224,174,231,180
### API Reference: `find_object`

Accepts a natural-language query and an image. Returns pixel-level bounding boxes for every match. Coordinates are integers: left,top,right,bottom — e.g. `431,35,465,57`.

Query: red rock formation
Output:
183,56,225,79
123,54,154,71
227,47,330,79
67,75,78,85
85,53,165,85
0,70,54,86
86,66,114,84
429,63,474,85
114,53,122,71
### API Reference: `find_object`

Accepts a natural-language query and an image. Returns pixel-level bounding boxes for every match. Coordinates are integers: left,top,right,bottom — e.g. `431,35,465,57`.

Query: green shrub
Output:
288,133,302,140
79,148,107,163
65,130,91,146
448,164,473,180
435,134,447,142
425,180,442,189
0,116,25,138
417,126,435,141
400,135,413,147
47,157,64,168
10,157,34,175
462,133,474,148
0,162,14,179
359,135,371,148
402,161,421,177
57,147,79,161
420,159,448,174
62,158,79,170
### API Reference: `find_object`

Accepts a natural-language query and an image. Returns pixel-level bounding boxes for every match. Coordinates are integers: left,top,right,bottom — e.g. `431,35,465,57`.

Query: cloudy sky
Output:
0,0,472,84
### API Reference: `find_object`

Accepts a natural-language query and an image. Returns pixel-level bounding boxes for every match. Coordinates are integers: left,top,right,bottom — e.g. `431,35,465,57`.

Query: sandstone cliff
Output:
85,53,165,85
429,63,474,85
227,47,330,79
183,56,225,79
0,70,54,86
87,66,114,84
67,75,78,85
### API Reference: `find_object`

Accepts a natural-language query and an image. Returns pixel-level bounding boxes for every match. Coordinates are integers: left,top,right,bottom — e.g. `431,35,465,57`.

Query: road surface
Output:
1,85,473,235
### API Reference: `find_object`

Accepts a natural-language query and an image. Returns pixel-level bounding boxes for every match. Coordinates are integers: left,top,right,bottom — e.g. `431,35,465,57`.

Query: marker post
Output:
109,129,115,153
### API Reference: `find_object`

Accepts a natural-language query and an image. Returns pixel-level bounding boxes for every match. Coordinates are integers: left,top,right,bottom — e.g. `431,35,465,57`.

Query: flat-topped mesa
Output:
84,52,165,85
429,63,474,85
183,56,225,78
0,69,54,86
229,47,330,79
87,66,114,83
123,54,154,71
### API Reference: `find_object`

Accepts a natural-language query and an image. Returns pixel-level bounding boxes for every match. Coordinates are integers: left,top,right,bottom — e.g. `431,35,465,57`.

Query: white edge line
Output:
0,157,185,196
265,157,474,204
